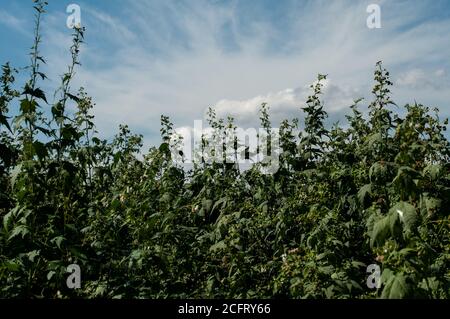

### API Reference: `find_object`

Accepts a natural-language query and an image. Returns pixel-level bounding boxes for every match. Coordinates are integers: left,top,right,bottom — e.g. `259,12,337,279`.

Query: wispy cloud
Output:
397,68,449,90
27,0,450,147
0,9,27,34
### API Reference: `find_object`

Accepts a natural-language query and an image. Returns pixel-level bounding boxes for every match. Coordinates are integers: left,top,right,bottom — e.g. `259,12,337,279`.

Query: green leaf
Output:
318,265,334,275
390,201,417,232
8,225,29,240
3,206,25,232
36,56,46,64
369,162,389,184
392,167,420,198
387,211,400,236
210,240,226,252
23,87,48,103
51,236,65,249
2,260,21,272
0,114,12,132
382,273,411,299
37,72,47,80
33,141,48,160
423,164,442,181
357,184,372,205
95,284,108,297
365,132,382,148
202,199,213,213
27,250,40,262
47,270,56,281
51,102,64,118
370,215,391,248
159,143,169,153
66,93,80,102
351,261,366,269
20,99,37,113
10,164,22,189
3,210,14,231
423,196,442,217
212,197,227,214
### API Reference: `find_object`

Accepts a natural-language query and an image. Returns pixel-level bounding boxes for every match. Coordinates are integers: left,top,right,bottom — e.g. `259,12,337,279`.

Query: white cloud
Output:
396,68,449,90
435,69,446,77
214,79,360,128
0,9,27,34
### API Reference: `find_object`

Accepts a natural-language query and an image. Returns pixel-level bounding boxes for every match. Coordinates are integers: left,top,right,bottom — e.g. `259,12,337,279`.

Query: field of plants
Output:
0,1,449,299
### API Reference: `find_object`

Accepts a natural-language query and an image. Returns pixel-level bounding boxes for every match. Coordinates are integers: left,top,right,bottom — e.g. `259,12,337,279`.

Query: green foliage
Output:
0,1,449,299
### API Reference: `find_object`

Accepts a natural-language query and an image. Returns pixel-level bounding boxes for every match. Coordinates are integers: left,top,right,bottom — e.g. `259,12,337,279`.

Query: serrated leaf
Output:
390,201,417,232
357,184,372,205
23,87,47,103
388,211,400,235
8,225,29,240
318,265,334,275
20,99,36,113
366,132,382,148
370,215,390,248
0,114,12,132
382,273,411,299
369,162,388,183
3,209,15,231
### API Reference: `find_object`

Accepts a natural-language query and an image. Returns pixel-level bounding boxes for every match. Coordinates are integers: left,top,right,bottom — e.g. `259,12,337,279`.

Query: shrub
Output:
0,1,448,299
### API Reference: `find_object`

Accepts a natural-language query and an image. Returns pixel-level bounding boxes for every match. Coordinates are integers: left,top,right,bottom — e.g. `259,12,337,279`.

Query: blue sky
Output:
1,0,450,148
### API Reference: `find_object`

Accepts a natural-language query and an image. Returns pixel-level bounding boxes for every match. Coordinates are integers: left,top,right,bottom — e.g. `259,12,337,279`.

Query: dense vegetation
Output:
1,1,449,299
